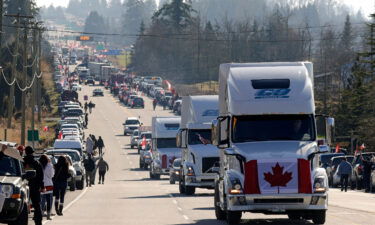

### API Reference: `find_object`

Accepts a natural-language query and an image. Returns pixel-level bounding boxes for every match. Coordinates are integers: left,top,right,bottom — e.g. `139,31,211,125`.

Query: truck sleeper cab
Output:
212,62,332,225
177,96,220,195
150,117,181,180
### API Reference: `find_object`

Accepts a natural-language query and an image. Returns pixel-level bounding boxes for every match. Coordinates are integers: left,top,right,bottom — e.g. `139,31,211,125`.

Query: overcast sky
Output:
36,0,374,16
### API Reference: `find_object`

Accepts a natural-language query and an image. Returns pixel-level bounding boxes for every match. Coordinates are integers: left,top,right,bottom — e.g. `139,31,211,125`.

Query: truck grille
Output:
202,157,220,173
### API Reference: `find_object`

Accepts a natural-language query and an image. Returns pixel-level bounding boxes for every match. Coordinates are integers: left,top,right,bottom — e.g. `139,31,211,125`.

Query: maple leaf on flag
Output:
264,163,293,194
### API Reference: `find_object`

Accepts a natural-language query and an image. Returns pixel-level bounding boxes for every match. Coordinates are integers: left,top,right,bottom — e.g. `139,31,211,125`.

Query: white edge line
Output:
183,215,189,220
43,187,88,225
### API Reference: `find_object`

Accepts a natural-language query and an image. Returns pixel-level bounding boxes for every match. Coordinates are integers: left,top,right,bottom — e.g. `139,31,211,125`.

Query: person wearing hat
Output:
24,146,44,225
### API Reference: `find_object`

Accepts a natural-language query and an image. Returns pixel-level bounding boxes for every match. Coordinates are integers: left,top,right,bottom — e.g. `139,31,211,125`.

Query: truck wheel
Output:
131,145,134,149
76,178,84,190
9,203,28,225
312,210,326,224
179,179,186,194
154,174,160,180
185,185,195,195
214,184,226,220
226,210,242,225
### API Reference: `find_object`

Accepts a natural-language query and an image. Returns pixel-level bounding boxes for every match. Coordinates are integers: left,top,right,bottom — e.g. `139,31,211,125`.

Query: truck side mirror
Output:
211,119,219,146
176,129,187,148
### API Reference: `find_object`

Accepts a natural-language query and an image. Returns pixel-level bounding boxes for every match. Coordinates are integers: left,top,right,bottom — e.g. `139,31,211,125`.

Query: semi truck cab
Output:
212,62,333,225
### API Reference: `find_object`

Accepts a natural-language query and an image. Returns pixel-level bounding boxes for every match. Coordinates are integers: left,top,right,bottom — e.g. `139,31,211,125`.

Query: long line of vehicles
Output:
105,61,373,225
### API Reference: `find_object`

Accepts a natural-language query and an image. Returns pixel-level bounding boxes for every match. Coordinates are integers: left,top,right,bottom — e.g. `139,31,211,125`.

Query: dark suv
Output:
131,97,144,108
0,154,35,225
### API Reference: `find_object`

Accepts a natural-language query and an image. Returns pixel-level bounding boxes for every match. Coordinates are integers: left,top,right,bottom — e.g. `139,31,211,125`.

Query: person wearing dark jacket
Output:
53,156,71,216
97,157,109,184
97,136,105,156
24,146,44,225
361,154,373,192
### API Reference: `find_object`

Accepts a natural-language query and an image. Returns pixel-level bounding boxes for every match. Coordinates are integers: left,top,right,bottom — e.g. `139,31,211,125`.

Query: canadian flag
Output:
58,131,63,139
244,158,312,194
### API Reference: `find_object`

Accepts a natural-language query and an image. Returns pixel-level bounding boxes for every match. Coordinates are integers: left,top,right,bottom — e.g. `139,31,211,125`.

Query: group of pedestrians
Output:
23,146,72,224
86,134,105,156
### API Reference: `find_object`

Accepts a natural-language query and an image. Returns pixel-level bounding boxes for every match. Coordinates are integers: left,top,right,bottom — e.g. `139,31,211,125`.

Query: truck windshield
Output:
188,129,212,145
126,120,140,125
0,156,21,176
157,138,177,148
232,115,315,143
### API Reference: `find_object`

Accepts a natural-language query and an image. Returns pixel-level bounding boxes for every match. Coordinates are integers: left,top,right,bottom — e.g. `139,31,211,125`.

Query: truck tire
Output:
179,179,186,194
312,210,326,224
76,177,85,190
226,210,242,225
185,185,195,195
214,183,226,220
131,145,134,149
9,203,28,225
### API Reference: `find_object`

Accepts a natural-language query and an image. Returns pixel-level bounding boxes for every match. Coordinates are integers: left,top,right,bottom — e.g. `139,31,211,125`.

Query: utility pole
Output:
21,22,29,146
37,26,42,123
31,23,38,148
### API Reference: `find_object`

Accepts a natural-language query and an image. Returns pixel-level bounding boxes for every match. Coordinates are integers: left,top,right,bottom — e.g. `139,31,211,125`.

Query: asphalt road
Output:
31,84,375,225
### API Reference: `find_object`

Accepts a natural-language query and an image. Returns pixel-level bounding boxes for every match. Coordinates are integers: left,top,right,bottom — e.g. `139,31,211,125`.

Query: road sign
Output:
27,130,39,142
76,36,93,41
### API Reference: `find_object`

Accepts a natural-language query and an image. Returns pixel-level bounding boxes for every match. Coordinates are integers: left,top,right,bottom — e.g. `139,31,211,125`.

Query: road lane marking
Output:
173,200,178,205
177,207,182,211
183,215,189,220
43,187,88,225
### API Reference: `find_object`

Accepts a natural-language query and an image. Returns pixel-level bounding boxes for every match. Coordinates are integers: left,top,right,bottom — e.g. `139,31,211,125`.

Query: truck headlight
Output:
229,179,243,195
1,184,13,198
314,176,326,193
187,166,195,176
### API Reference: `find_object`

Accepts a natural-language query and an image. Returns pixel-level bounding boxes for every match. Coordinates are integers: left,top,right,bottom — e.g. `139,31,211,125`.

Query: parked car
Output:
130,130,140,149
53,139,84,156
137,131,152,153
123,117,141,136
0,153,34,225
351,152,375,190
169,158,181,184
131,97,144,108
319,153,345,175
139,148,152,170
46,149,85,190
328,155,354,187
126,95,137,106
93,89,104,96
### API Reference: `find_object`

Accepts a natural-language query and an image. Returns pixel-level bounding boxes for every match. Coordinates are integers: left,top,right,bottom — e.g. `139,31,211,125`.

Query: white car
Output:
53,139,84,156
123,117,141,136
72,83,82,91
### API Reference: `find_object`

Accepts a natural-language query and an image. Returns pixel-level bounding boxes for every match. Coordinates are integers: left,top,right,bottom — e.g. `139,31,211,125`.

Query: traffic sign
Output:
27,130,39,142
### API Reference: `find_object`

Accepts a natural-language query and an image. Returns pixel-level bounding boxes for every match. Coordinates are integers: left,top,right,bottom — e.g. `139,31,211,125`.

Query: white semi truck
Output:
150,117,181,179
212,62,333,225
176,95,220,195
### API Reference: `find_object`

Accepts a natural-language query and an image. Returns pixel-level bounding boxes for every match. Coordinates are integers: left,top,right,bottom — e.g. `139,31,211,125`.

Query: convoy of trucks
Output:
211,62,331,225
88,62,110,81
150,117,181,179
176,96,220,195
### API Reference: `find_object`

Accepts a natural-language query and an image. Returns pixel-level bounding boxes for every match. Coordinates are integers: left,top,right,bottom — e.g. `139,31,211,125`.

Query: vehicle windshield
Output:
232,115,315,143
0,156,21,176
134,98,143,103
125,120,140,125
188,129,212,145
320,153,344,165
157,138,177,148
141,133,152,139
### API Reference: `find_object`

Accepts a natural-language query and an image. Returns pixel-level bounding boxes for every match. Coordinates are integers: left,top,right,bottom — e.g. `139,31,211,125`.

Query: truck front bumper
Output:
185,175,216,188
226,193,328,212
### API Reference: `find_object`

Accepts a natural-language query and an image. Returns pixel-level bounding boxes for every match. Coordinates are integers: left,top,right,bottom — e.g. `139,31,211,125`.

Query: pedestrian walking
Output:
39,155,54,220
97,157,109,184
97,136,105,156
84,102,88,113
24,146,44,225
153,98,157,111
85,113,89,128
91,135,98,153
88,101,94,114
361,153,373,192
86,135,94,155
53,156,70,216
84,154,96,186
337,157,352,192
